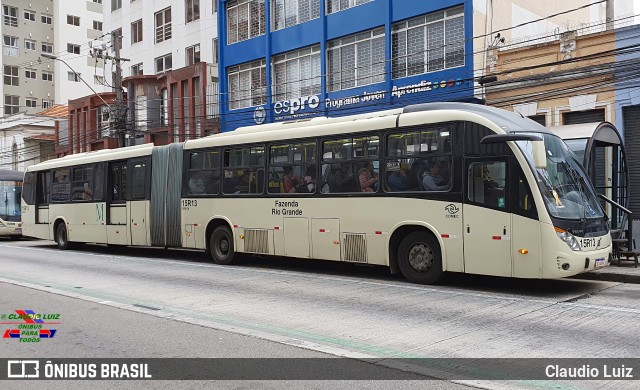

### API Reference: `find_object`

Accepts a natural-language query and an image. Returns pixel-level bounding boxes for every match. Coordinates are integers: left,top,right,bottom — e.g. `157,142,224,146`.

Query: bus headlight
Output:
554,227,581,251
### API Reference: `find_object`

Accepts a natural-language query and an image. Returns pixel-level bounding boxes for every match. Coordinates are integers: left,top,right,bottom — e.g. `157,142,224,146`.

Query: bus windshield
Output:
0,180,22,222
516,133,604,220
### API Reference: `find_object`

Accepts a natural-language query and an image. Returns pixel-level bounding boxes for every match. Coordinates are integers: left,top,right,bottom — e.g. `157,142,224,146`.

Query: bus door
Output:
463,157,512,276
36,171,51,235
107,161,128,245
127,159,149,246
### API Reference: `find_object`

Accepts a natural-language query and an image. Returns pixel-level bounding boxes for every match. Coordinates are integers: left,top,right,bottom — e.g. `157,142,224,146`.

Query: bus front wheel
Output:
398,231,443,284
209,226,236,265
56,223,70,250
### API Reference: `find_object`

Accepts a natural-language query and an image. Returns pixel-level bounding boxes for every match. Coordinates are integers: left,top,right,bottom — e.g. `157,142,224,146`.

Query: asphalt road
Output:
1,238,639,389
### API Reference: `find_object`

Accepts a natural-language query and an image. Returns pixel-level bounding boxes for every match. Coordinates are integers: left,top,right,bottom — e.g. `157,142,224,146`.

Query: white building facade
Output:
103,0,218,80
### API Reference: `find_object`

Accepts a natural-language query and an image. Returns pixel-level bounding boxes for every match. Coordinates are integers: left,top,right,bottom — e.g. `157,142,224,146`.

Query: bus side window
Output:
513,163,537,218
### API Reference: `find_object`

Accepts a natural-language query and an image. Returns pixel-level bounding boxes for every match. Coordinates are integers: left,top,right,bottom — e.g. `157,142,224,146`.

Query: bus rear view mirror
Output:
532,141,547,169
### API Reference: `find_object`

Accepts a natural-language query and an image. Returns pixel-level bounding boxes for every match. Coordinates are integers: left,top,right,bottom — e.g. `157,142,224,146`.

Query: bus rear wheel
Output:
209,226,236,265
398,231,443,284
56,223,70,250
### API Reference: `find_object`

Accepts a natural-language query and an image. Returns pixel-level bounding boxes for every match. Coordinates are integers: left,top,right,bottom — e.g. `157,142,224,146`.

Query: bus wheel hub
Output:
408,243,433,272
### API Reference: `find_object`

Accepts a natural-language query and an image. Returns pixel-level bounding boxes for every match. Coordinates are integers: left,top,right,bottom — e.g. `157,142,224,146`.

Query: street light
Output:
40,53,112,108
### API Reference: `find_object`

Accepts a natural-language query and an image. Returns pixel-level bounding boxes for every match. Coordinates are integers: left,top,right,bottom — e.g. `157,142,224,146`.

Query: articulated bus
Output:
21,103,611,284
0,169,23,239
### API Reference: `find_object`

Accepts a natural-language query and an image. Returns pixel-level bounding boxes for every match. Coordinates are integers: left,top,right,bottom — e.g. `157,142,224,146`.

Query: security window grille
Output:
42,100,53,109
41,43,53,53
3,5,17,27
272,45,321,102
131,19,142,43
42,71,53,82
227,0,265,44
67,15,80,26
392,6,465,79
528,114,546,126
3,66,18,86
67,43,81,54
327,28,385,92
111,0,122,11
272,0,320,31
131,63,143,75
186,0,200,23
186,44,200,65
25,69,36,79
41,14,52,24
25,39,36,51
68,71,81,82
24,10,35,21
227,59,266,109
155,8,172,43
326,0,372,14
93,20,103,31
26,98,37,108
4,95,19,115
3,35,18,56
155,53,172,73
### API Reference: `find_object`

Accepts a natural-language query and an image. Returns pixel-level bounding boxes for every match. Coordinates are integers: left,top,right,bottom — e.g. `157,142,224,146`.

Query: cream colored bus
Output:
21,103,611,284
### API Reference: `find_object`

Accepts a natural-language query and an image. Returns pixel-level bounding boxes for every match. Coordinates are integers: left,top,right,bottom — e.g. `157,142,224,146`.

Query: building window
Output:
68,71,81,82
26,98,37,108
93,0,103,3
227,59,266,110
67,43,81,54
93,20,103,31
272,45,321,102
25,68,36,79
227,0,265,45
186,44,201,65
186,0,200,23
131,63,143,75
24,10,36,21
392,6,465,79
131,19,142,44
97,106,110,138
42,71,53,82
3,35,18,57
42,99,54,109
25,39,36,51
155,7,172,43
3,5,17,27
111,0,122,12
94,75,105,85
213,0,217,13
67,15,80,26
12,142,18,170
326,0,372,14
272,0,319,31
41,42,53,53
327,27,385,92
155,53,172,73
4,95,19,115
41,14,52,24
212,38,218,64
3,65,18,86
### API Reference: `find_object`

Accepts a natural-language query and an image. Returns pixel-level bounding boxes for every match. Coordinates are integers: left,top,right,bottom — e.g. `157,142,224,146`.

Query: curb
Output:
572,271,640,284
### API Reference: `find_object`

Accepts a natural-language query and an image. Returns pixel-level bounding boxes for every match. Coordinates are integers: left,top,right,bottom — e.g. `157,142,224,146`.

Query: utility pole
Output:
111,30,128,148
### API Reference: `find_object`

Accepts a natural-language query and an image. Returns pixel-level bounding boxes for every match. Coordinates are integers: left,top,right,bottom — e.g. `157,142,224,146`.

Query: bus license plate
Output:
595,258,606,268
580,237,599,250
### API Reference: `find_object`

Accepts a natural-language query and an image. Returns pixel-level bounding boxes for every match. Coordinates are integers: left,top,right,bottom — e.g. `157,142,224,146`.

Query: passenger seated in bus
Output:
332,163,355,192
407,159,422,190
283,166,307,193
358,161,378,192
422,160,450,191
304,166,316,192
387,164,410,191
203,171,219,194
188,171,205,194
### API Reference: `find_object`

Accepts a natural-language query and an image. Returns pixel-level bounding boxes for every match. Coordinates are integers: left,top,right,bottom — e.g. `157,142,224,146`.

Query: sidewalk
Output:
573,260,640,284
